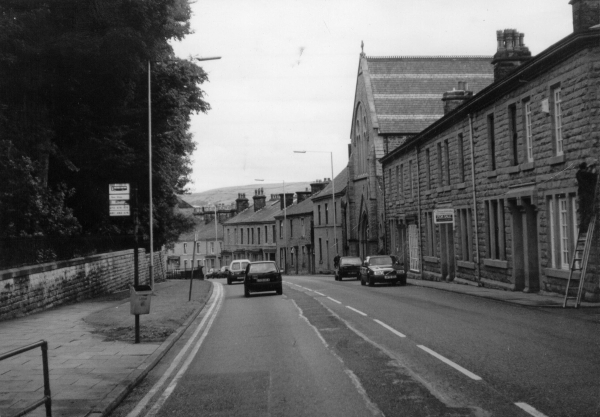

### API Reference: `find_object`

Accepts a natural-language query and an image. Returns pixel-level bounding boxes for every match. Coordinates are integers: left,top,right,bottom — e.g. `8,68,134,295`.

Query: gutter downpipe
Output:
382,160,388,254
468,114,482,284
416,146,423,277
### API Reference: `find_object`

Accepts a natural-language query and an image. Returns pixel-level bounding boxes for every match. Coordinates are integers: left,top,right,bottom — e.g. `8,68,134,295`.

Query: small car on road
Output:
227,259,250,285
335,256,362,281
360,255,407,287
216,266,229,278
206,268,216,279
244,261,283,297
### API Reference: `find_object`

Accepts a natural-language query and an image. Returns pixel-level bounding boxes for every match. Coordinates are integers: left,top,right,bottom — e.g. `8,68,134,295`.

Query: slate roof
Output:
312,167,348,201
279,194,315,217
178,217,223,242
364,56,493,134
224,199,283,225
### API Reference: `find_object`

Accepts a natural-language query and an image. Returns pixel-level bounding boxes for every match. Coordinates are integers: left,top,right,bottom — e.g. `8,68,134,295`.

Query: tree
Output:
0,0,208,244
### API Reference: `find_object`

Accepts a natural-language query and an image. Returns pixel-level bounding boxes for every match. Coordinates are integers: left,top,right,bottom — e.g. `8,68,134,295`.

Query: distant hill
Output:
178,182,313,207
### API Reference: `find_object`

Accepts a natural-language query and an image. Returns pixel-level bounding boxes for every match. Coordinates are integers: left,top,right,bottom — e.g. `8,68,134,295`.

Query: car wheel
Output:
368,277,374,287
400,277,407,286
227,278,232,285
276,285,283,295
360,276,365,286
244,285,250,297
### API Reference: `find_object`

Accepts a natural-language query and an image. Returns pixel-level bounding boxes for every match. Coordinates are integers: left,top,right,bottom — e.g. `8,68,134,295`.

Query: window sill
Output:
503,165,520,174
544,268,579,279
520,161,535,171
424,190,432,196
442,185,452,192
457,260,476,270
549,154,565,165
423,256,439,264
486,170,498,178
456,182,467,190
483,258,508,269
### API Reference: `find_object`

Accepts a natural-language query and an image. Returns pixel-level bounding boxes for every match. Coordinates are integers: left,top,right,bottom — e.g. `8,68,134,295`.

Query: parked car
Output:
227,259,250,285
360,255,406,287
335,256,362,281
216,266,229,278
206,268,216,279
244,261,282,297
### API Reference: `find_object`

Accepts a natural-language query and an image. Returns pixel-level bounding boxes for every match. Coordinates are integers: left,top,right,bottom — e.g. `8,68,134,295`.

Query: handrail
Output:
0,340,51,417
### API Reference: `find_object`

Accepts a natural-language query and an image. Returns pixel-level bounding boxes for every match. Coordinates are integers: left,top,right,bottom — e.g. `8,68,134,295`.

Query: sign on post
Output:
433,209,454,224
109,183,131,216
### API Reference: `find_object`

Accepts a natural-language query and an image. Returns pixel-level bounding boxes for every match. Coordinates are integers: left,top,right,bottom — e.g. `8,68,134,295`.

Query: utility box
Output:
130,285,152,315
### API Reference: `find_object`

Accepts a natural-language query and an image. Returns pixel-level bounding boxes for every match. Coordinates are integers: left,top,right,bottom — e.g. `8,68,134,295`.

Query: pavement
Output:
0,275,597,417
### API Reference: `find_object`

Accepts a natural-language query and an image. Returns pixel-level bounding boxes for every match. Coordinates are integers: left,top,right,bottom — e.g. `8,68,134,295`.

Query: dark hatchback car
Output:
360,255,407,287
244,261,283,297
335,256,362,281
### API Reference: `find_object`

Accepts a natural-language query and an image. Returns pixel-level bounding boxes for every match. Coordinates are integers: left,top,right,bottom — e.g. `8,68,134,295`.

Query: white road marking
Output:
346,306,368,316
125,282,224,417
515,402,549,417
373,319,406,338
417,345,482,381
327,297,342,304
313,291,326,296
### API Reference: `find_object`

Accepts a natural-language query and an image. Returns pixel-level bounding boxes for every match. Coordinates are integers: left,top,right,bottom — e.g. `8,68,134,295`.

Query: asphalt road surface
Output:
110,276,600,417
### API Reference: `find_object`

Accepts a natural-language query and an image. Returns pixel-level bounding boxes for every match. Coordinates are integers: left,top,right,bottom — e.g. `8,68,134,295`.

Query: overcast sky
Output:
172,0,573,193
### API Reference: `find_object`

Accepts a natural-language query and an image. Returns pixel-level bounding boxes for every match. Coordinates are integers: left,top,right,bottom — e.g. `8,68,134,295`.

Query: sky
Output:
171,0,574,193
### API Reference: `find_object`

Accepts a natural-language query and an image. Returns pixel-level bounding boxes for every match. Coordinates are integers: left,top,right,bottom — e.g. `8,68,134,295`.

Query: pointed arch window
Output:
355,103,368,175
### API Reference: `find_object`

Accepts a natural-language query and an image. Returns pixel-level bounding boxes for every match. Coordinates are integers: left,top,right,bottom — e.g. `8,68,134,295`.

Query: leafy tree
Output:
0,0,207,244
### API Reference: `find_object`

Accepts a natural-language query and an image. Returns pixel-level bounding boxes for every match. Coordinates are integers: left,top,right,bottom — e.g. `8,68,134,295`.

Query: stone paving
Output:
0,280,212,417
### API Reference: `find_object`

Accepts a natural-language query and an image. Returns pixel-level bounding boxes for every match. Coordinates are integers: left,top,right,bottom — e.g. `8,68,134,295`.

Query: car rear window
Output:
248,263,277,273
370,256,393,266
340,257,362,266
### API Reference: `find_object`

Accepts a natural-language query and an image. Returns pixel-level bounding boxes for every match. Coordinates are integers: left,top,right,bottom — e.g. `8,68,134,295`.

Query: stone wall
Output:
0,248,167,321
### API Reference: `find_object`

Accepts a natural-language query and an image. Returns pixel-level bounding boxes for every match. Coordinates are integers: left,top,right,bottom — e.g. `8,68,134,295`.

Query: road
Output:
110,276,600,417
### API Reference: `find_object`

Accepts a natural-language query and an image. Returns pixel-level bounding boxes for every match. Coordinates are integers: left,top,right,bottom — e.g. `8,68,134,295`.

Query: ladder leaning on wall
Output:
563,174,599,308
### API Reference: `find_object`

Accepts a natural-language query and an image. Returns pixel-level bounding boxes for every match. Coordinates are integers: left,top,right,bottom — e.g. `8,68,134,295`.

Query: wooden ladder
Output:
563,216,596,308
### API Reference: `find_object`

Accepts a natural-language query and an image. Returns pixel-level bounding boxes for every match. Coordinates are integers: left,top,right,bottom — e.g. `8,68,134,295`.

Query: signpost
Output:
433,209,454,224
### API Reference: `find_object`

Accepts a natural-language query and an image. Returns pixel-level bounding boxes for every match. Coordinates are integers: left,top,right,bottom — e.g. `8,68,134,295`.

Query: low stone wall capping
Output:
0,249,166,322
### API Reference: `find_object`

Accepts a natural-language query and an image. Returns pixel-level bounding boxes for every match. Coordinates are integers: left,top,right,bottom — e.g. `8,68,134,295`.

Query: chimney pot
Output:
570,0,600,32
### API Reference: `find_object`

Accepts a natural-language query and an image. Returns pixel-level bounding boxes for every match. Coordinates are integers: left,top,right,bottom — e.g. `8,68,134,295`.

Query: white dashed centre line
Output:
313,291,326,296
327,297,342,304
346,306,368,316
373,319,406,338
515,402,549,417
417,345,482,381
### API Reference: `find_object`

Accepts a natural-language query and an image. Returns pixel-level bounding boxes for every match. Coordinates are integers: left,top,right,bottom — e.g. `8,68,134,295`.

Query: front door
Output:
508,198,539,292
439,223,456,281
408,224,419,272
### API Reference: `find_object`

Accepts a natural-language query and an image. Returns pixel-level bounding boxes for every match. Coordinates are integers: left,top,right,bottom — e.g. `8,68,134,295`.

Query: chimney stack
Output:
253,188,267,212
570,0,600,32
279,193,294,210
310,178,330,195
296,188,312,204
235,193,249,213
491,29,532,82
442,81,473,115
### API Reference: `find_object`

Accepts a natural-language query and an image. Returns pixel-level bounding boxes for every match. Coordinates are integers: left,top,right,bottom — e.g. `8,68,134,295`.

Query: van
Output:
227,259,250,285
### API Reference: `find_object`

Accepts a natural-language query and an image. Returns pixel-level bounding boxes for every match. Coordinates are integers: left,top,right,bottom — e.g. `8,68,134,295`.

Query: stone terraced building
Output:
380,0,600,300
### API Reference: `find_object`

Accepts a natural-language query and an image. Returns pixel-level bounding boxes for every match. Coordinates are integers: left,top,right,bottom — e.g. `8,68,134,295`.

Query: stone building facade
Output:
222,190,285,265
346,51,495,260
312,169,348,274
381,2,600,300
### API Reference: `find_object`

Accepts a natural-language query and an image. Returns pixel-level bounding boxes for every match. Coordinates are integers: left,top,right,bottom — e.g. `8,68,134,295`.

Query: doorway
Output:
508,198,539,292
439,223,455,281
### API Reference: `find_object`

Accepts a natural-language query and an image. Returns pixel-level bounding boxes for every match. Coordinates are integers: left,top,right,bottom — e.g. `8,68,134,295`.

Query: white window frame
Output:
554,87,563,156
524,100,533,162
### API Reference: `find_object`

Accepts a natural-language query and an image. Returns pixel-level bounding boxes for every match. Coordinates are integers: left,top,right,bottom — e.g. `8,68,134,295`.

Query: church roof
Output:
363,56,493,134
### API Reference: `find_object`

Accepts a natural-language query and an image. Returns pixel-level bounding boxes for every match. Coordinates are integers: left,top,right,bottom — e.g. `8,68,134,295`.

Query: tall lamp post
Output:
294,151,337,256
147,56,221,289
209,205,219,270
255,179,287,272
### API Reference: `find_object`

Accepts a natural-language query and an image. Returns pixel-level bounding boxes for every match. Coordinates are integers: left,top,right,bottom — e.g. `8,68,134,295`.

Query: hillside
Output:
179,182,312,207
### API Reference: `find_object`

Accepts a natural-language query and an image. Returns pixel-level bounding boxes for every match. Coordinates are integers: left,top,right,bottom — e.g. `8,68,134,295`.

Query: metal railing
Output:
0,340,51,417
0,235,137,270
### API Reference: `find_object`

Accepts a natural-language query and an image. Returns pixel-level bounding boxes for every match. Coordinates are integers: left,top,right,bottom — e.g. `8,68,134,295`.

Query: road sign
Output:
110,200,128,205
109,184,130,195
433,209,454,224
109,205,130,211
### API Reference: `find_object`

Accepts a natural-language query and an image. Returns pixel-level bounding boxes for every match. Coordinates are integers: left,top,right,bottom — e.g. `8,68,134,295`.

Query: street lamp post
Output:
294,151,337,256
255,179,287,272
147,56,221,289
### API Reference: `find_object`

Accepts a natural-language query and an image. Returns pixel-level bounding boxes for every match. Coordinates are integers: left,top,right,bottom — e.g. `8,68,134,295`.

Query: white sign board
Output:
433,209,454,224
109,183,130,195
109,183,130,216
